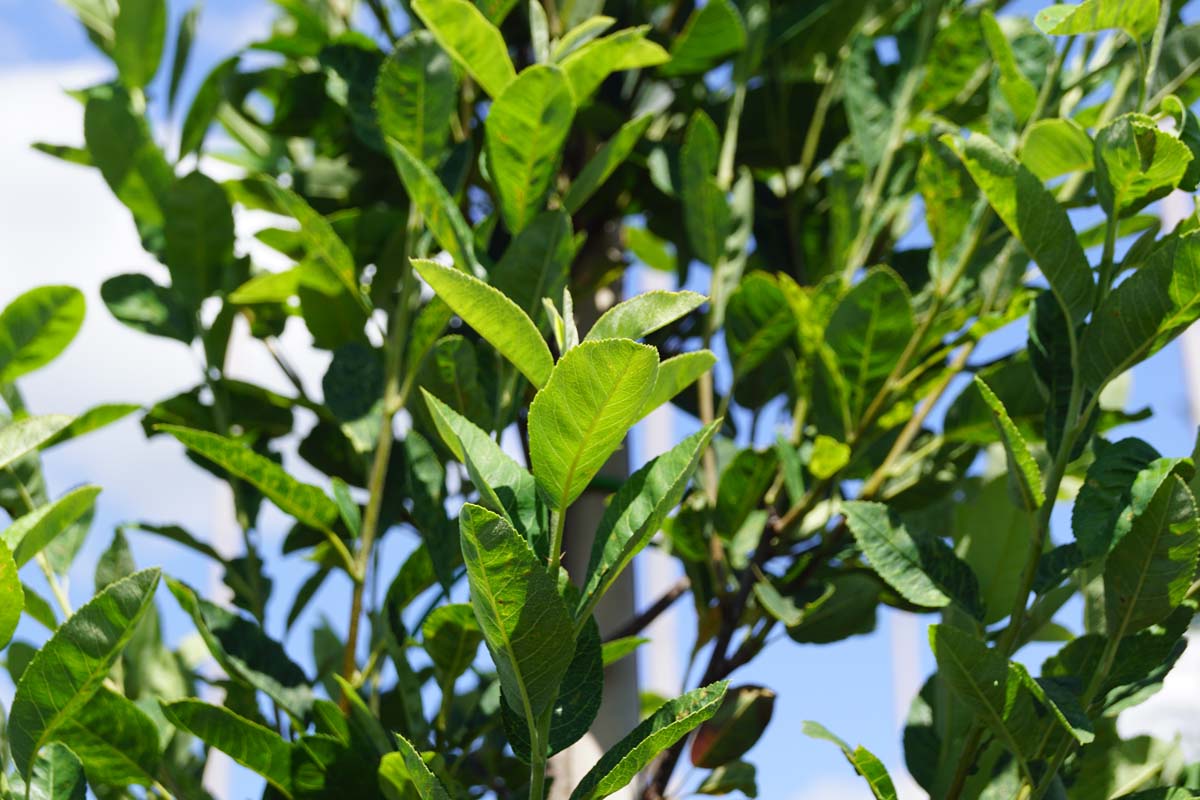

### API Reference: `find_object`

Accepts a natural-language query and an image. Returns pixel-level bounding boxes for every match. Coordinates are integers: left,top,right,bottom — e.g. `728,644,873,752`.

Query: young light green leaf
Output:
946,133,1094,324
375,31,458,165
163,172,234,303
386,143,480,275
0,415,75,471
459,504,576,723
0,286,85,382
1035,0,1159,41
975,377,1045,510
637,350,717,421
802,721,898,800
26,742,86,800
485,64,575,233
0,541,20,648
159,425,340,532
529,339,658,510
101,273,194,342
112,0,166,88
411,258,553,387
4,485,101,568
1020,118,1094,181
579,421,719,620
601,636,649,667
379,735,452,800
586,290,706,342
53,687,160,788
980,11,1038,124
660,0,746,77
569,681,729,800
9,568,161,776
411,0,516,98
560,26,670,102
422,603,484,684
809,435,851,481
1105,473,1200,637
1095,114,1192,216
563,115,654,213
843,501,982,618
163,700,293,796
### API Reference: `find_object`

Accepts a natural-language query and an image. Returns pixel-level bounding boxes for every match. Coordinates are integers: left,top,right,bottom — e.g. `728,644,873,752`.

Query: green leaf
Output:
0,286,85,382
843,37,892,169
26,742,85,800
101,273,194,342
166,3,200,114
809,435,851,481
802,721,898,800
697,761,758,797
601,636,649,666
0,541,20,648
529,339,658,510
375,31,458,164
1035,0,1159,41
1080,233,1200,390
158,425,340,532
112,0,166,88
8,569,161,776
553,16,616,60
638,350,717,421
955,478,1038,624
1105,473,1200,637
563,115,654,213
0,415,75,471
459,504,575,724
579,422,719,618
946,133,1094,324
843,501,982,618
167,578,314,720
1021,118,1094,181
422,603,483,684
691,685,775,768
53,687,160,788
680,111,730,266
491,210,572,324
981,11,1038,124
3,485,101,568
586,291,705,342
1095,114,1193,216
411,258,553,387
42,403,139,449
163,700,293,796
84,87,173,233
411,0,516,98
559,26,669,102
378,735,452,800
163,172,234,303
725,273,795,378
1073,438,1161,560
569,681,729,800
179,55,237,158
661,0,746,76
485,64,575,233
386,143,480,276
975,377,1045,510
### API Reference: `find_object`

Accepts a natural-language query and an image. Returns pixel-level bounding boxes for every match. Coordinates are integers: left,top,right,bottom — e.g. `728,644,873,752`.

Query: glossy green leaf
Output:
579,422,719,618
529,339,658,510
163,700,293,796
112,0,166,88
422,602,483,684
101,273,194,342
386,141,480,277
0,286,85,382
569,681,729,800
411,258,553,387
1021,118,1094,180
601,636,649,666
378,735,452,800
1105,473,1200,637
26,742,85,800
9,569,161,776
946,133,1094,324
0,541,20,648
1035,0,1159,41
661,0,746,76
843,501,982,618
411,0,516,98
459,504,575,723
638,350,717,421
563,114,653,213
0,415,75,471
4,485,101,568
559,26,669,102
1095,114,1192,216
802,721,898,800
53,687,160,787
975,377,1045,510
1081,233,1200,390
158,425,339,531
163,172,234,303
586,291,705,342
485,64,575,233
375,31,458,164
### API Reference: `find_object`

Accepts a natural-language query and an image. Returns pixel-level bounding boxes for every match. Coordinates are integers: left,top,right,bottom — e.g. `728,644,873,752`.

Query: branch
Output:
606,576,690,642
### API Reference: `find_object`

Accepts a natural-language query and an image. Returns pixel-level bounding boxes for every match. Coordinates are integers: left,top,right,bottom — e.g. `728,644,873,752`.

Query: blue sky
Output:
2,2,1200,799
